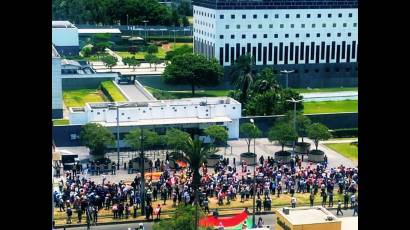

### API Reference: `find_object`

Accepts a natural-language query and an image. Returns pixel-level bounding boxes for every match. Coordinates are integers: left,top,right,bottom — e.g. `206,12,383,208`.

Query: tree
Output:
240,123,262,153
122,56,140,71
162,53,223,95
101,55,118,71
252,68,280,95
204,125,228,146
165,128,191,151
182,16,190,26
80,123,115,157
244,91,279,116
307,123,332,150
165,44,192,61
275,88,304,114
146,44,159,54
124,128,159,152
278,111,312,143
153,204,205,230
268,121,298,151
171,137,216,229
144,53,156,68
229,54,256,104
151,55,161,71
81,44,93,57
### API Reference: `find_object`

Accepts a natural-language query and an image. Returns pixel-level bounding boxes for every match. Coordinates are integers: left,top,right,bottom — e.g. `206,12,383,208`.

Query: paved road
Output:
117,84,153,102
65,209,356,230
301,91,358,102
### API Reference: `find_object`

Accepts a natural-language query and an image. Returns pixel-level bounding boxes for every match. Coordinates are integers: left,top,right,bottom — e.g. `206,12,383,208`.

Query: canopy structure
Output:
199,210,251,229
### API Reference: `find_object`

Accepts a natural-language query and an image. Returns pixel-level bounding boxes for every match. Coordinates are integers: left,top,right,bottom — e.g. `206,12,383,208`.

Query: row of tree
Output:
52,0,191,26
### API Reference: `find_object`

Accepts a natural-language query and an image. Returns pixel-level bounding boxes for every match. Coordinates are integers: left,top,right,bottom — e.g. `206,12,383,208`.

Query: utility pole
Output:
286,98,302,152
281,70,294,88
142,20,149,43
250,118,257,228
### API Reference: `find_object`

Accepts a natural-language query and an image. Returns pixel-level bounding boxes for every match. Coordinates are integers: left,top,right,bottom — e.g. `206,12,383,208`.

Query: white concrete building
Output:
52,21,79,56
52,45,63,119
68,97,241,145
192,0,358,87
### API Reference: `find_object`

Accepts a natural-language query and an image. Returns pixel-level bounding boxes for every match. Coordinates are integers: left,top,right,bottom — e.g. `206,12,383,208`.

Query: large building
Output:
192,0,358,87
52,21,79,56
67,97,241,146
52,45,63,119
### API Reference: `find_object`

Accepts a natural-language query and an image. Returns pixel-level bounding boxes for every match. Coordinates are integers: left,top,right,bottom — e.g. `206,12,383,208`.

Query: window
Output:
220,35,224,39
231,35,235,39
231,14,235,19
343,23,347,27
328,13,332,18
348,32,352,37
353,23,357,27
349,13,353,17
312,24,315,28
322,23,326,28
286,14,289,18
333,23,337,28
301,24,305,28
263,34,267,38
307,14,311,18
220,15,224,19
264,14,268,18
236,25,240,29
275,14,279,18
253,34,257,38
306,33,310,38
296,34,299,38
247,24,251,29
316,33,320,37
225,25,229,29
338,13,342,18
274,34,278,38
285,34,289,38
280,24,284,28
253,14,257,19
269,24,273,28
296,14,300,18
327,33,331,37
242,14,246,19
291,24,294,28
337,33,341,37
258,24,262,29
242,34,246,39
317,14,321,18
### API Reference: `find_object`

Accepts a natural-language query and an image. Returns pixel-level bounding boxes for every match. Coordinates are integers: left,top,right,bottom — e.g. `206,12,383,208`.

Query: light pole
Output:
173,25,176,48
286,98,302,152
142,20,149,42
126,14,129,30
250,118,256,228
280,70,294,89
140,128,146,215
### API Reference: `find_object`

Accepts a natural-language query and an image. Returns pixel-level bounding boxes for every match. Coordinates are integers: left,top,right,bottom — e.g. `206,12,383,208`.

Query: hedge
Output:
330,128,358,138
147,36,193,43
100,81,127,102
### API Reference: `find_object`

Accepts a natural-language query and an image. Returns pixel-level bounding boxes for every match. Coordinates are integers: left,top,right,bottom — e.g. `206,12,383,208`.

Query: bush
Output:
100,81,126,102
330,128,358,138
152,90,178,100
147,36,193,43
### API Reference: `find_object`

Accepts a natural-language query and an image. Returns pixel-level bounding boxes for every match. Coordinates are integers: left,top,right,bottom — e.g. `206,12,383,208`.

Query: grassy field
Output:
53,119,70,126
325,142,358,162
145,87,230,99
63,89,107,107
101,81,127,101
115,43,192,60
295,87,357,93
303,100,358,114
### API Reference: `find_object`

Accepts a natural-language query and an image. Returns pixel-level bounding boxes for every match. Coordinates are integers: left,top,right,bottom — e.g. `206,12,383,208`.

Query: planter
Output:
206,154,223,167
308,150,325,162
129,157,150,171
240,152,257,166
89,153,106,161
295,142,311,154
274,151,292,164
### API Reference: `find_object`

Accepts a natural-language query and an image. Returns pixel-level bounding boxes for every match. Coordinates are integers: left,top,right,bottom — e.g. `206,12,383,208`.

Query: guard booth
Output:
61,153,79,170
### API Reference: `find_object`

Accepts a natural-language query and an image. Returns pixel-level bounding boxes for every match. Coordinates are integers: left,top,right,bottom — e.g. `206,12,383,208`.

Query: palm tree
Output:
171,137,217,230
252,68,281,95
229,54,256,104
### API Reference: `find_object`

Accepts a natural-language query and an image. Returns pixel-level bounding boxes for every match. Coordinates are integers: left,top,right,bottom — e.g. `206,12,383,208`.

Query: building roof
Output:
78,28,121,34
61,59,82,67
52,21,76,28
52,45,60,58
276,207,340,225
94,116,233,127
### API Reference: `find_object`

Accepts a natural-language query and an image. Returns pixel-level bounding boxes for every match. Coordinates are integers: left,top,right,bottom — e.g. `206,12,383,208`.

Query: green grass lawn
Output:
325,143,358,162
101,81,127,101
53,119,70,126
145,87,230,99
303,100,358,114
295,87,357,93
63,89,107,107
116,43,192,60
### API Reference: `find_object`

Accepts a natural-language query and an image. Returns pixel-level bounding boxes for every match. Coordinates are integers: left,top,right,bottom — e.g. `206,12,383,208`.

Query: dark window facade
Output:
274,46,278,64
326,45,330,63
331,42,336,59
247,43,251,54
219,47,223,65
352,41,356,59
284,46,289,64
263,46,267,65
342,41,346,59
236,43,240,59
279,43,283,61
310,42,315,60
258,43,262,61
336,45,341,63
230,47,234,63
225,44,229,62
268,43,273,61
295,46,299,64
346,44,351,62
305,45,310,64
252,47,256,60
321,42,325,60
315,45,320,63
300,42,304,60
289,42,294,61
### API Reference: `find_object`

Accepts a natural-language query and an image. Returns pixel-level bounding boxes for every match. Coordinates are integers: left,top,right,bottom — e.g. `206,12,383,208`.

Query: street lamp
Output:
139,128,146,216
280,70,294,89
142,20,149,42
250,118,257,228
126,14,129,30
286,98,303,152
